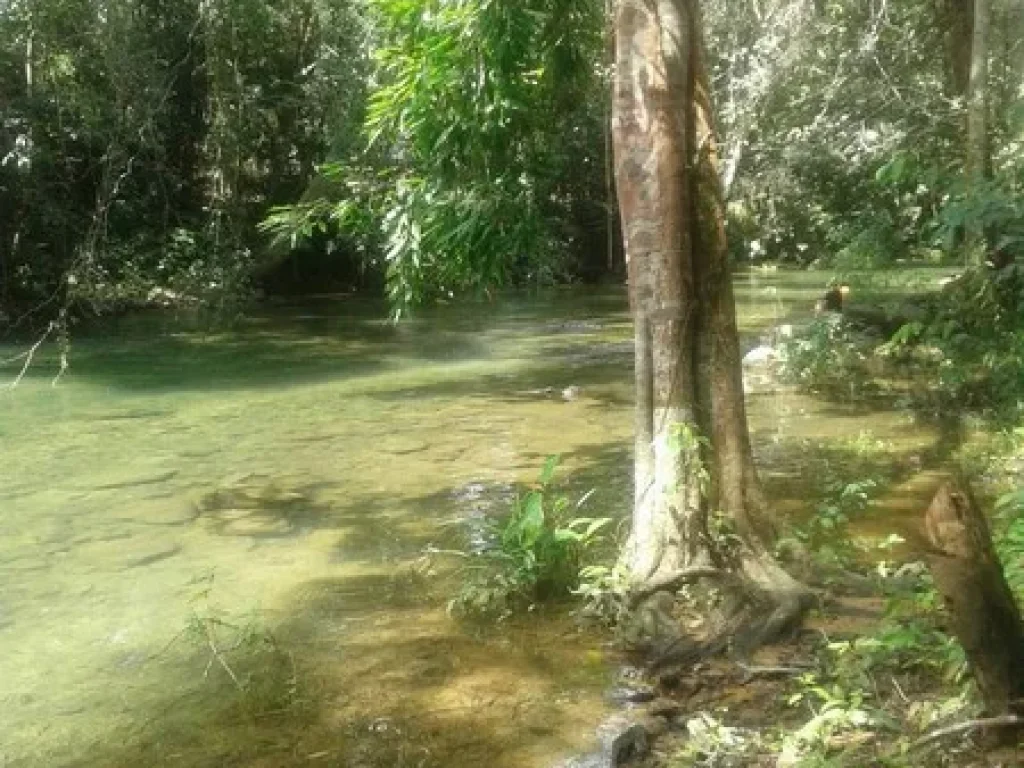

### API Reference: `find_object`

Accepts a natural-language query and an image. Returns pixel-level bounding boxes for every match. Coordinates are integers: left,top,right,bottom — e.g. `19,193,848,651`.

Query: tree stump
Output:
923,481,1024,719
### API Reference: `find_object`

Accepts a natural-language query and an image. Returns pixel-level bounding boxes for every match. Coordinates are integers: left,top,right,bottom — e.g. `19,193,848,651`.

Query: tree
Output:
965,0,990,262
612,0,810,644
0,0,367,323
924,481,1024,721
941,0,974,99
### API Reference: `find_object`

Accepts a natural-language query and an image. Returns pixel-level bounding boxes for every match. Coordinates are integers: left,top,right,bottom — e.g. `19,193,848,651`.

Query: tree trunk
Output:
613,0,811,644
965,0,989,264
689,12,812,635
924,481,1024,718
614,0,705,581
942,0,974,99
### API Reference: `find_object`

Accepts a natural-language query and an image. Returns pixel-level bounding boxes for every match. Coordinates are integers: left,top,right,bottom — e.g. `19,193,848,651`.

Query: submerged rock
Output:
606,684,657,706
598,713,653,766
553,713,657,768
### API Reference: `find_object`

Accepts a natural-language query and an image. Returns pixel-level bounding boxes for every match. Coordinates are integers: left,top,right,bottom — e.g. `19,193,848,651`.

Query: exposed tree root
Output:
628,549,818,674
627,566,725,609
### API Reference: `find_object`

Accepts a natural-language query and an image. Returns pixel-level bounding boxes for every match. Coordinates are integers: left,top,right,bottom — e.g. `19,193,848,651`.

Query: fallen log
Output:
923,480,1024,724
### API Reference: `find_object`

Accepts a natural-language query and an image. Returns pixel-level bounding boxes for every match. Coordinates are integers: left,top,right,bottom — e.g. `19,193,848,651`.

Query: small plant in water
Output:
174,571,300,714
781,314,877,399
449,456,611,619
778,474,879,572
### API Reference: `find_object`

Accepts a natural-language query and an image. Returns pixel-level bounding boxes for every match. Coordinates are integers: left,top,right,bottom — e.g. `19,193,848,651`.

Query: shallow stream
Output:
0,272,941,767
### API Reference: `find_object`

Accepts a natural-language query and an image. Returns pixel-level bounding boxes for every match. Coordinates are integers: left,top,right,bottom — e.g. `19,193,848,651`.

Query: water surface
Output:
0,272,941,767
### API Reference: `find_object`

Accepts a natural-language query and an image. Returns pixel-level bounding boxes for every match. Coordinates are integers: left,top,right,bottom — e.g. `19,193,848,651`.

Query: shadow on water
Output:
753,405,960,546
51,435,638,768
73,597,540,768
3,293,634,394
55,566,611,768
2,278,807,397
6,274,921,768
323,438,634,568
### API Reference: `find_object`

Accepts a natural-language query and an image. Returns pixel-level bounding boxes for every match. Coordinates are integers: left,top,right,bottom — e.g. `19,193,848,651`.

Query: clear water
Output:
0,272,939,767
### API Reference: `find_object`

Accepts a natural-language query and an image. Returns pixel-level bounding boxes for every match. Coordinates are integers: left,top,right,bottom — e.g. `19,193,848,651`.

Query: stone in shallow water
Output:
553,713,654,768
562,385,582,401
597,713,651,766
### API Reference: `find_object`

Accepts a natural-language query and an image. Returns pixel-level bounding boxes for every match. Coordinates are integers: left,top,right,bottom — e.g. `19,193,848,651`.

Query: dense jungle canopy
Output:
2,0,1020,322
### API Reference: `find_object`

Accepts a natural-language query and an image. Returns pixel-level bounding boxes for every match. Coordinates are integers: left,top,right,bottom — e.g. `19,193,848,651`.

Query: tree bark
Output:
614,0,705,581
613,0,811,642
689,9,811,632
924,481,1024,719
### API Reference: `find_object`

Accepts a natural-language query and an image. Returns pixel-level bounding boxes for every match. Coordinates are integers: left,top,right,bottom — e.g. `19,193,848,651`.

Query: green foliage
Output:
795,476,878,568
1,0,367,321
774,578,969,766
780,671,886,765
995,488,1024,602
178,571,301,715
934,180,1024,259
573,561,631,626
781,315,875,399
670,712,765,767
71,227,255,317
879,268,1024,414
266,0,609,315
776,455,886,576
449,456,610,619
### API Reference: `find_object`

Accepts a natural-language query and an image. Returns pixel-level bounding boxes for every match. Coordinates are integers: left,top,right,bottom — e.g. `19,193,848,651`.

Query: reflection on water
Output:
0,273,940,767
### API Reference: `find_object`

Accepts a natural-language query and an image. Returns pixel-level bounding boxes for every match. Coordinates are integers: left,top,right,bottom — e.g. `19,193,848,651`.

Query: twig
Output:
202,620,244,691
736,661,813,682
3,322,54,390
52,344,68,387
891,675,909,705
424,546,473,559
912,714,1021,750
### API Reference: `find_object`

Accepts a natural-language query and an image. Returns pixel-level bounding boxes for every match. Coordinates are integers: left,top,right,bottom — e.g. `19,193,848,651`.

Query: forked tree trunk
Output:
924,481,1024,718
613,0,811,636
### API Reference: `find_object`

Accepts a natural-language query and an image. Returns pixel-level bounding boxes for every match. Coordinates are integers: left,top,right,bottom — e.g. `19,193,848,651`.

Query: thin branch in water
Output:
202,619,244,691
3,322,54,391
736,661,814,682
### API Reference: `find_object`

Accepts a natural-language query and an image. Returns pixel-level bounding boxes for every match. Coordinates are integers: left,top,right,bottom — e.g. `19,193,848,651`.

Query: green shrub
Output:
995,488,1024,603
449,456,610,619
781,315,875,398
